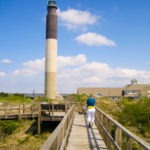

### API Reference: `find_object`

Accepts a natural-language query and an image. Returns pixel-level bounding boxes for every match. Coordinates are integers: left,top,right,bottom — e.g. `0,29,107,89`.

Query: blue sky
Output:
0,0,150,94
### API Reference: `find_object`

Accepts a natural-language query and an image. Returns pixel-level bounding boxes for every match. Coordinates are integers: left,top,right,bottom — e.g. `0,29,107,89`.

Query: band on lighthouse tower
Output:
45,0,58,99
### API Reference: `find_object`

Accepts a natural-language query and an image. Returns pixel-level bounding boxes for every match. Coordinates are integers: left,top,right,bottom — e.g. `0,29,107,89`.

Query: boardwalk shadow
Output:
25,119,38,135
25,119,60,135
73,123,86,127
84,115,108,150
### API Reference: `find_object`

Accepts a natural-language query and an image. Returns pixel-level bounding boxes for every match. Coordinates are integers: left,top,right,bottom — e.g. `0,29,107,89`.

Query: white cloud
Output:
0,72,5,77
58,8,98,30
23,58,45,71
76,32,116,46
13,58,45,76
58,54,86,68
12,55,86,76
1,59,12,63
82,76,101,83
57,55,150,93
1,55,150,93
80,62,110,73
114,68,138,77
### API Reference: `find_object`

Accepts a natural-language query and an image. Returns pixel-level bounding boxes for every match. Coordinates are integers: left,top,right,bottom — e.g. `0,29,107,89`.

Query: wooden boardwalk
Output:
66,113,108,150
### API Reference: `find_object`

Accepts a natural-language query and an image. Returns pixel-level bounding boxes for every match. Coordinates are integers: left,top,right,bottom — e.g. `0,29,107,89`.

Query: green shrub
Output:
115,97,150,138
33,96,50,103
0,120,20,136
64,94,88,103
0,92,8,98
0,93,32,103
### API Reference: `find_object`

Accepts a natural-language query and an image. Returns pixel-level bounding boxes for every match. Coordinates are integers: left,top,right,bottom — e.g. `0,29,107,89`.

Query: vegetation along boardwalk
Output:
66,113,108,150
1,103,150,149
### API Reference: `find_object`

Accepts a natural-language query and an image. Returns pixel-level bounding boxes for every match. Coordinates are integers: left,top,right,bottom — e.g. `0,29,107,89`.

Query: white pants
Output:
87,108,95,124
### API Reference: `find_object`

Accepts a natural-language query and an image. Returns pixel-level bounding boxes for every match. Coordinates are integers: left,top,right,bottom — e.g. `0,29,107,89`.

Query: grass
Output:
96,97,150,143
0,92,62,150
0,93,149,148
0,119,51,150
0,93,31,104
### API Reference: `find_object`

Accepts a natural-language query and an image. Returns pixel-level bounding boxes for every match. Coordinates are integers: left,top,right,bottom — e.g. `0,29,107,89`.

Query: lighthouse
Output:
45,0,58,99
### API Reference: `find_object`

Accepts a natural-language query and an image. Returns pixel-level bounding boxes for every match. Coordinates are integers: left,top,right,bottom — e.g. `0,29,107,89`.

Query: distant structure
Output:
45,0,58,99
131,79,138,84
77,81,150,99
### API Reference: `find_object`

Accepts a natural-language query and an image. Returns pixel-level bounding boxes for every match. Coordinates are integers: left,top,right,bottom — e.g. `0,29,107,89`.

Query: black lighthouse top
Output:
47,0,57,9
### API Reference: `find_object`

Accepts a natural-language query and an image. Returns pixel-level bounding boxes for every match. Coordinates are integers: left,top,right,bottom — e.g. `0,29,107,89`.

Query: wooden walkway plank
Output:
66,113,108,150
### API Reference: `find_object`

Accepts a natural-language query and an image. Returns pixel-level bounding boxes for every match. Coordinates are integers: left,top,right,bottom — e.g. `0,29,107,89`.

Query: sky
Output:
0,0,150,94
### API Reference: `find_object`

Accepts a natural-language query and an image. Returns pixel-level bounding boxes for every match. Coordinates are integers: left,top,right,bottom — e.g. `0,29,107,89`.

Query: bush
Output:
96,97,118,116
33,96,50,103
116,97,150,138
64,94,88,103
0,93,31,103
0,120,20,136
0,92,8,98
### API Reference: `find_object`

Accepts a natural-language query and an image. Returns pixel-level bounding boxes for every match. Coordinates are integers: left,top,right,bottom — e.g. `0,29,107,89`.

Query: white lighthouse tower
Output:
45,0,58,99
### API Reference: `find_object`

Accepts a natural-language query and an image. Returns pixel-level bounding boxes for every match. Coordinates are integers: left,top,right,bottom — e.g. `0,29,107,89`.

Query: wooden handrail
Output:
40,105,75,150
0,104,69,120
0,104,39,116
95,107,150,150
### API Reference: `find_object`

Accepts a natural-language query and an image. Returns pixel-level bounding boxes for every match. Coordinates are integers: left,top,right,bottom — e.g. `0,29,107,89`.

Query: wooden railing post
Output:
52,104,54,121
23,103,25,114
103,116,107,144
48,105,50,116
115,127,122,148
126,135,132,150
18,104,22,120
101,114,105,138
38,104,41,135
62,126,64,149
105,118,111,149
65,104,67,114
4,104,7,119
31,105,34,118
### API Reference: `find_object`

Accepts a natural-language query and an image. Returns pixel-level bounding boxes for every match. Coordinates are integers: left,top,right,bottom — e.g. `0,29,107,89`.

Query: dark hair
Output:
89,94,93,97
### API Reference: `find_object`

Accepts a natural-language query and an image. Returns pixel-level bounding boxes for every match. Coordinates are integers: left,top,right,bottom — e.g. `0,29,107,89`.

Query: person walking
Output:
87,94,96,128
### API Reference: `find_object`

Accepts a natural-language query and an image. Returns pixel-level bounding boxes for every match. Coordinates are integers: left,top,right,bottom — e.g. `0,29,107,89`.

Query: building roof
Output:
77,87,123,97
77,84,150,97
123,84,150,90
